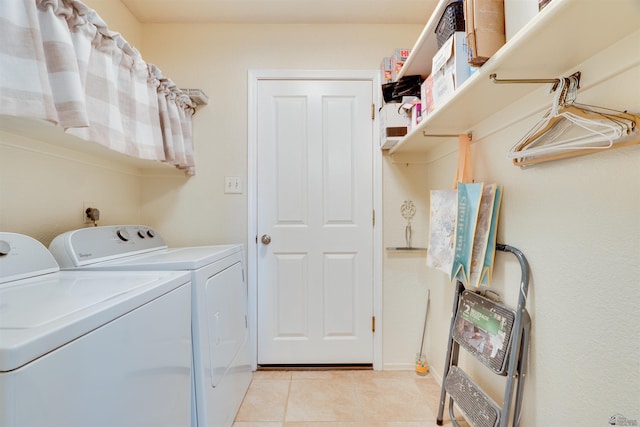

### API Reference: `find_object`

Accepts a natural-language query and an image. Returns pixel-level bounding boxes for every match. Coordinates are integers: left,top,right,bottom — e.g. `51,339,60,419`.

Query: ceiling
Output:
119,0,439,24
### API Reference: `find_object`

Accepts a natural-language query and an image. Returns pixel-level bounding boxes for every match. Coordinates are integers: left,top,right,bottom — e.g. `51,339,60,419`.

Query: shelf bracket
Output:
489,71,581,91
422,132,472,139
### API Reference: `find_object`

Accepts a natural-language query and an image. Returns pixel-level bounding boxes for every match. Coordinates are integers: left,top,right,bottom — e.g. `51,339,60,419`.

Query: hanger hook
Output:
565,75,579,105
551,77,566,115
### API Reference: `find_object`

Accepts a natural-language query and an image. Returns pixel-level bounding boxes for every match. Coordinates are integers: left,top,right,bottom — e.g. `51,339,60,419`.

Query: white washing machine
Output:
0,232,192,427
49,225,252,427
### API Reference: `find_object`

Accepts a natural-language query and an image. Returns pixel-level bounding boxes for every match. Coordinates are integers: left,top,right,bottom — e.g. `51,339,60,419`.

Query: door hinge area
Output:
371,103,375,120
372,316,376,333
372,209,375,227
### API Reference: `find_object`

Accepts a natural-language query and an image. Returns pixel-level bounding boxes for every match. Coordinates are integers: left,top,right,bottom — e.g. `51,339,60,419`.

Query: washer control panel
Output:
49,226,167,268
0,232,59,284
0,240,11,256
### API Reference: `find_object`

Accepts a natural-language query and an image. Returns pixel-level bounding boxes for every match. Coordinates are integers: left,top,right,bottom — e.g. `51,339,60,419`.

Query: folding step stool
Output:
437,244,531,427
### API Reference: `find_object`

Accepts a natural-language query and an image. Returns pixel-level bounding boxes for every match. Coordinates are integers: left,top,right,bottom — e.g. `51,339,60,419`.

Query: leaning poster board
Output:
468,184,503,287
427,183,503,287
479,185,503,287
451,182,484,285
426,189,457,275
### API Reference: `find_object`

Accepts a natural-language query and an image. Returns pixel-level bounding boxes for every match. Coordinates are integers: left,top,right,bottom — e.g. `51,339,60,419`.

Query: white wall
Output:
2,1,638,425
136,23,421,246
0,127,148,244
419,30,640,426
382,161,431,370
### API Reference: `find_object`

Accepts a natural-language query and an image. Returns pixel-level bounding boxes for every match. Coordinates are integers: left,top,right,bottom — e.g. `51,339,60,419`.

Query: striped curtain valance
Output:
0,0,197,174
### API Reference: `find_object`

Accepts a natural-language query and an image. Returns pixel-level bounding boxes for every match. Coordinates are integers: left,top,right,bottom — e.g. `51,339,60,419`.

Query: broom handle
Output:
419,289,430,354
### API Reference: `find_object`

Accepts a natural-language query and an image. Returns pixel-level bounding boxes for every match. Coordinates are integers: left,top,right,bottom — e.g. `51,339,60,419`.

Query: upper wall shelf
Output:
0,115,183,175
389,0,640,162
397,0,458,81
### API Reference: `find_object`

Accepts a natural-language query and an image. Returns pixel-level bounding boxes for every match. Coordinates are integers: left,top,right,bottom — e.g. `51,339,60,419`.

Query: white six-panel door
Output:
256,78,374,364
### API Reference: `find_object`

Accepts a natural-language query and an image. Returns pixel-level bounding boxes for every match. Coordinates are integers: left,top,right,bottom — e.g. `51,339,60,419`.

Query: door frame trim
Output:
247,69,383,370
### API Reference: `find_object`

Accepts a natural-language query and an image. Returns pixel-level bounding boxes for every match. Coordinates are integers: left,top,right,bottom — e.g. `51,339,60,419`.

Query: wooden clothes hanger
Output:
515,106,637,152
514,110,639,166
513,77,633,151
509,76,640,166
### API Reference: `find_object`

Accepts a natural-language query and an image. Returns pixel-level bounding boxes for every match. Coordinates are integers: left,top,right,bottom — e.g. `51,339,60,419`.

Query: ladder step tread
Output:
444,366,501,427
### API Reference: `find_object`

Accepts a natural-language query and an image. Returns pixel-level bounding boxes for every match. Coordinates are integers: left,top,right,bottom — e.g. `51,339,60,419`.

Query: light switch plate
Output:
224,176,242,194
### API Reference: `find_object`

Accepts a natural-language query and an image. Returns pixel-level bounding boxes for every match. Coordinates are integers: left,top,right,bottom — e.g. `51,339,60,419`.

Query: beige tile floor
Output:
233,369,469,427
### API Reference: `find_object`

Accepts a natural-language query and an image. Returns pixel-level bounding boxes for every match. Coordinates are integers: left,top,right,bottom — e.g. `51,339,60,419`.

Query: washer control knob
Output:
116,229,130,242
137,230,146,239
146,229,155,238
0,240,10,256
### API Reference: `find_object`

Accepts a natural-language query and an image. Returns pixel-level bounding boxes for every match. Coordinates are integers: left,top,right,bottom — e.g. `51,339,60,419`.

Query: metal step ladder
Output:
437,244,531,427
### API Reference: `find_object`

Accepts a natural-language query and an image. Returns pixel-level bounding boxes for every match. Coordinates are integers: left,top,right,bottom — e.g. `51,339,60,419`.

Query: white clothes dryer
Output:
0,232,192,427
49,225,252,427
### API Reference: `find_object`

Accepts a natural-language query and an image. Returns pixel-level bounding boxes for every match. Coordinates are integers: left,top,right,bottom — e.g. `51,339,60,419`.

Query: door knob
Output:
261,234,271,245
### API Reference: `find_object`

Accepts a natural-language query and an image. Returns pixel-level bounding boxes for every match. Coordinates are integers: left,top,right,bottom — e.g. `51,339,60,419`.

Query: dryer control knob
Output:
0,240,10,256
137,230,146,239
146,229,155,238
116,229,130,242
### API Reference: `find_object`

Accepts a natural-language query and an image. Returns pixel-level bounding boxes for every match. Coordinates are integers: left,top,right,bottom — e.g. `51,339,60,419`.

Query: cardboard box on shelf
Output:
431,32,474,110
391,48,411,81
380,103,411,133
380,57,393,84
420,75,435,119
411,103,423,130
465,0,506,66
379,103,411,149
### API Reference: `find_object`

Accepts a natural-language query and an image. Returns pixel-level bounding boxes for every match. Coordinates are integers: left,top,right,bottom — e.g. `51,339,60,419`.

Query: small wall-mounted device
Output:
84,206,100,226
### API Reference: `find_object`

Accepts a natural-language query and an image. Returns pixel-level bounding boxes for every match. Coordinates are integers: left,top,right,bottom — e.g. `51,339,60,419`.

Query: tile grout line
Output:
353,374,366,423
282,375,292,425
